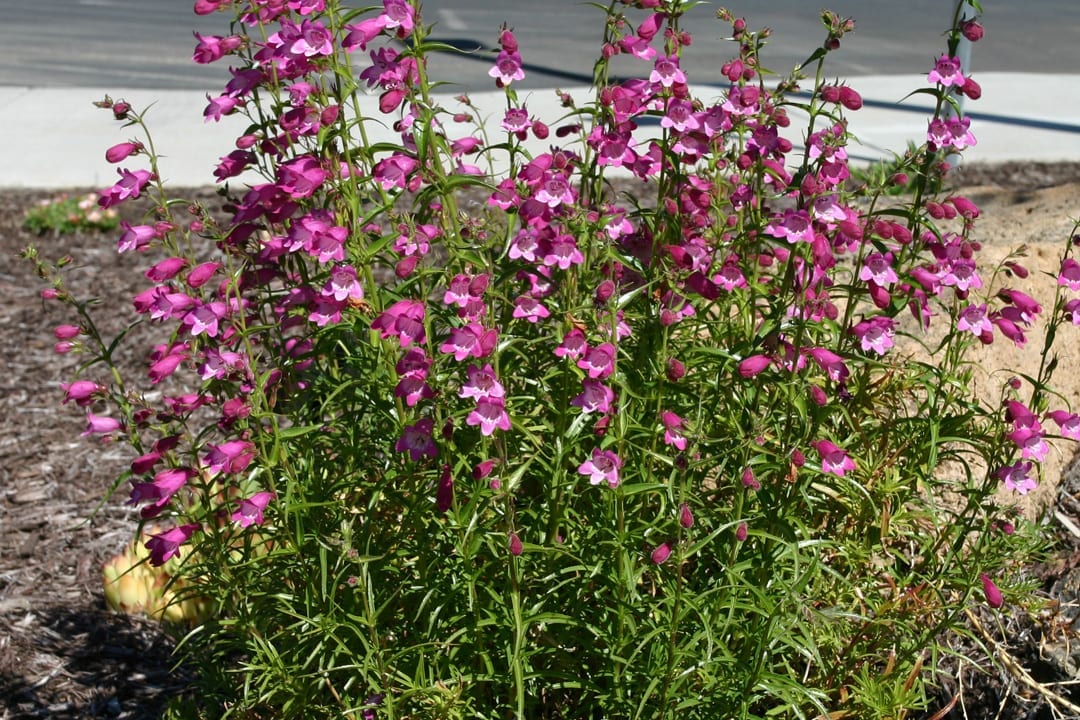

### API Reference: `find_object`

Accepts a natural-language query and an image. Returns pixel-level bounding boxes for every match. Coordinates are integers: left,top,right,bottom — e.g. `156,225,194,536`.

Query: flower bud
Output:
980,573,1003,608
838,86,862,111
961,77,982,100
741,467,760,490
666,357,686,382
112,101,131,119
509,532,523,556
54,324,81,340
961,20,984,42
105,141,143,164
678,503,694,529
650,542,672,564
735,522,748,542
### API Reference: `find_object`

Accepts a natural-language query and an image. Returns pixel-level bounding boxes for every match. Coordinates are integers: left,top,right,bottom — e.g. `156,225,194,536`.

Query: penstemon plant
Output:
24,0,1080,717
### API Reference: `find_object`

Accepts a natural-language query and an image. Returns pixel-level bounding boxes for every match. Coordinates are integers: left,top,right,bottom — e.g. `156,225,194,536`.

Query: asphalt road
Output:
3,0,1075,92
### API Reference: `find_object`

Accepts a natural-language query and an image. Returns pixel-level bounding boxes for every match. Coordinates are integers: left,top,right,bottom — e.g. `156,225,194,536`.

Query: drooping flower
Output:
231,491,275,528
812,439,855,477
145,523,200,566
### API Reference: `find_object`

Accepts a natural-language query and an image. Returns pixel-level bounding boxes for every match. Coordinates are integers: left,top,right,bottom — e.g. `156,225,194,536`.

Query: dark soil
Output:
4,163,1080,719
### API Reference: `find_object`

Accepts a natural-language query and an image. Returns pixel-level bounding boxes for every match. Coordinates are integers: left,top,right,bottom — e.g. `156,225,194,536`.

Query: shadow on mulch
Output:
0,603,190,720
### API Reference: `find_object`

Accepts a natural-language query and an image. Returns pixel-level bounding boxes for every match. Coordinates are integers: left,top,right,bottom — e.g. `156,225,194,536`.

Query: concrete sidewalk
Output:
6,72,1080,189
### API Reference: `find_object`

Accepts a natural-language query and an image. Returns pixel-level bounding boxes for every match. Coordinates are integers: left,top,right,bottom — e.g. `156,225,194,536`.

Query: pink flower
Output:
806,347,849,383
98,168,153,208
440,322,497,361
395,418,438,461
459,364,505,401
859,252,898,286
373,154,420,191
61,380,104,406
379,0,414,34
372,299,426,347
737,355,772,378
82,411,121,437
1048,410,1080,440
678,503,694,529
145,523,200,566
577,343,616,380
231,491,275,528
192,32,243,64
650,55,686,87
105,141,142,163
1007,426,1049,462
928,55,966,87
202,440,257,477
489,50,525,86
571,379,614,415
512,296,550,323
995,461,1036,494
467,398,512,436
578,448,622,488
661,411,687,451
851,317,895,356
765,209,814,244
812,439,855,477
1059,258,1080,291
204,93,242,121
957,303,993,338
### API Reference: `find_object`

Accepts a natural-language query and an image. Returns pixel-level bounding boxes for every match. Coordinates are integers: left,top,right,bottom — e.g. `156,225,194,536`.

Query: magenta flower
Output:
489,50,525,85
859,252,898,286
372,299,426,348
661,411,687,451
1048,410,1080,440
650,55,686,88
928,55,966,87
466,398,512,436
806,348,849,383
571,379,614,415
577,343,616,380
1007,426,1049,462
737,354,772,378
203,93,242,122
1059,258,1080,291
379,0,414,33
512,296,550,323
555,328,588,360
957,303,993,338
183,301,227,338
765,209,814,244
812,439,855,477
373,154,420,191
396,418,438,462
231,491,275,528
98,168,153,209
678,503,694,529
994,461,1036,494
61,380,104,406
578,448,622,488
128,467,192,518
202,440,256,477
460,364,505,401
851,317,895,356
82,411,121,437
440,322,497,361
145,523,200,566
105,141,143,163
